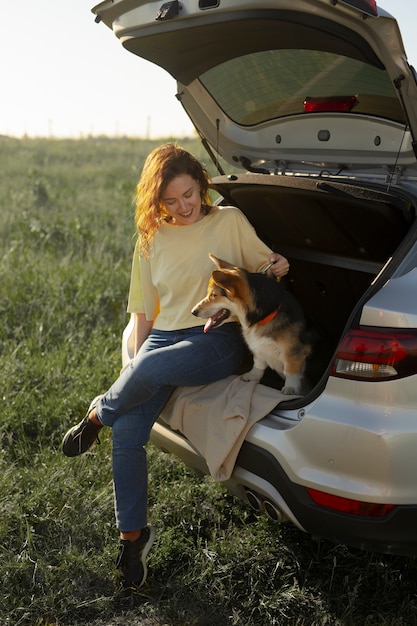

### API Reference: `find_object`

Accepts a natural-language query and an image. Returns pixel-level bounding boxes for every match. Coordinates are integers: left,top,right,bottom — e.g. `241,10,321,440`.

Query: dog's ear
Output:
209,253,236,270
212,269,239,297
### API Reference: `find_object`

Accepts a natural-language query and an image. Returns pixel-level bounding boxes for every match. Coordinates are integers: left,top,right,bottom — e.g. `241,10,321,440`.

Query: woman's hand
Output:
268,253,290,280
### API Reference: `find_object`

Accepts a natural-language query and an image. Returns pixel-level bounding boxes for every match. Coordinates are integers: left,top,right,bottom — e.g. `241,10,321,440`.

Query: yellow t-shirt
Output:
127,205,273,330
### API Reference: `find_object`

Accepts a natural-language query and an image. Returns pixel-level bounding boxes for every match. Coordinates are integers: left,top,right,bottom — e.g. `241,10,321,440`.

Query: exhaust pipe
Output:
245,489,264,512
263,499,285,522
245,489,286,522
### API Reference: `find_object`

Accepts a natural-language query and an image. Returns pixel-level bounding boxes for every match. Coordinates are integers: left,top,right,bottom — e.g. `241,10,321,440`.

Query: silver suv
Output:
92,0,417,556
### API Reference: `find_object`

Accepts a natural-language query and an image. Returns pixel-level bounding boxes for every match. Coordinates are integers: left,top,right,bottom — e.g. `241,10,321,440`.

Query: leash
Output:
258,260,281,282
259,261,273,274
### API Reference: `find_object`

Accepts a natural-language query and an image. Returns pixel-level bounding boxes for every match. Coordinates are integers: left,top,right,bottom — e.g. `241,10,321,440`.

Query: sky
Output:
2,1,417,140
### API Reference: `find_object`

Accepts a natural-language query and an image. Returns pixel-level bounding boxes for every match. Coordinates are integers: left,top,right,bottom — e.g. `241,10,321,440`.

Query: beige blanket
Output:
160,375,297,482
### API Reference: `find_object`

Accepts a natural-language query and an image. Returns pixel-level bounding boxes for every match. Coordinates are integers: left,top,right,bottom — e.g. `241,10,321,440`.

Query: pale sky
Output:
2,1,416,139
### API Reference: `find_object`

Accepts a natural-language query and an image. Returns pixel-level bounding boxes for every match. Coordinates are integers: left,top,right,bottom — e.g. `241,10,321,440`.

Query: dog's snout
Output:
191,307,199,316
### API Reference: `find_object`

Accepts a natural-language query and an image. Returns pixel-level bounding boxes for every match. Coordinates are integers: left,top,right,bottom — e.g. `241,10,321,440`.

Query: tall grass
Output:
1,136,417,625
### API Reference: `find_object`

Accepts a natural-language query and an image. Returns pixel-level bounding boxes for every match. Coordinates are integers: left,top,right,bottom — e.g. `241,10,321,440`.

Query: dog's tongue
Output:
203,308,229,333
204,317,215,333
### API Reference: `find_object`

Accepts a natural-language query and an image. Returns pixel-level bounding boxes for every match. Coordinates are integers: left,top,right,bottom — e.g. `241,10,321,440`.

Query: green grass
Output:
1,135,417,625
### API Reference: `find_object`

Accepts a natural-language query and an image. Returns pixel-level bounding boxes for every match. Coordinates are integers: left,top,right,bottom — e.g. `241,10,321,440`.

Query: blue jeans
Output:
95,323,243,532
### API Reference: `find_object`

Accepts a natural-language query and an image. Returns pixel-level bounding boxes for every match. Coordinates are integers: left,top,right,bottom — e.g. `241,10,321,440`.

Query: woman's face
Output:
161,174,203,226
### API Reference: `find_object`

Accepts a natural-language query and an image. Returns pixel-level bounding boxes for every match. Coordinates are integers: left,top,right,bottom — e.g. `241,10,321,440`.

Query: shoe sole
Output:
138,525,156,587
61,395,103,457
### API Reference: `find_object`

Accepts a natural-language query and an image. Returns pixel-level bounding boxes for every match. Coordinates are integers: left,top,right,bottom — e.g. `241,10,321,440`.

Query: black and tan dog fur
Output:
192,254,312,395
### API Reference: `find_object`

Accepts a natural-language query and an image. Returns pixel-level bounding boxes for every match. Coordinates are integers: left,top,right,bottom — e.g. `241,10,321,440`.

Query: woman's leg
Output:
68,324,243,588
110,323,243,588
110,324,243,530
97,324,243,427
111,386,174,533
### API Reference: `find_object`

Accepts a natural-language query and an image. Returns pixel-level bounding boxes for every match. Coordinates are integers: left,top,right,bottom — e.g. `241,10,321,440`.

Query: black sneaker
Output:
116,525,156,589
61,395,103,457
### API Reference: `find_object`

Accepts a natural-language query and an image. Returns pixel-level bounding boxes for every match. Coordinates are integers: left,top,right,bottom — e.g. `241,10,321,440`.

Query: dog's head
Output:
191,254,250,332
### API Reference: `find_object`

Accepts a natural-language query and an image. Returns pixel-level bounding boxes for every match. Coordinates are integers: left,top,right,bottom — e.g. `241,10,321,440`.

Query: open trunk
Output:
211,173,417,395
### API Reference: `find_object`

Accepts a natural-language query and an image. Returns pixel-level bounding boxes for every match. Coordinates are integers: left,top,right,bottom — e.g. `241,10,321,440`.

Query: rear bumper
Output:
237,441,417,556
152,418,417,555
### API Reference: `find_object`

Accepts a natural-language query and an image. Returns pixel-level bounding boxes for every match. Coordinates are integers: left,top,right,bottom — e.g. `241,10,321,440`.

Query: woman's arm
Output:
134,313,154,355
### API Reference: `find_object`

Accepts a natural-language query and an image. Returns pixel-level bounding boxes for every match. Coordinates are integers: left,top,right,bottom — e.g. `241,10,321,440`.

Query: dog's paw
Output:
281,385,301,395
241,373,260,382
281,373,303,395
241,367,263,382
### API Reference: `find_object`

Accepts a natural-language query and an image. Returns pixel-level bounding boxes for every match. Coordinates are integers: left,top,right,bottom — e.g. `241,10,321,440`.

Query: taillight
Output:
304,95,358,113
337,0,378,17
331,327,417,381
307,488,394,517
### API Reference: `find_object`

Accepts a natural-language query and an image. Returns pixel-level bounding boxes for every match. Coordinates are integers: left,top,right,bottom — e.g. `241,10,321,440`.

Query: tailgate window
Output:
199,49,404,126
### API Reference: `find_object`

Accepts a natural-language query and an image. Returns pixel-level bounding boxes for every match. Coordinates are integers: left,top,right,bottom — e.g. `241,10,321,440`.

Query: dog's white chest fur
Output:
240,323,304,395
243,327,285,375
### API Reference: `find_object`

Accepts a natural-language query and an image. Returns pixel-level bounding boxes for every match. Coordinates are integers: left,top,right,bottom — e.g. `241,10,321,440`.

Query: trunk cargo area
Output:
211,173,416,392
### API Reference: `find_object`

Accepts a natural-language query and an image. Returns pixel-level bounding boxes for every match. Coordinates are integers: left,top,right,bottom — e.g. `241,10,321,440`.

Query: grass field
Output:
1,136,417,626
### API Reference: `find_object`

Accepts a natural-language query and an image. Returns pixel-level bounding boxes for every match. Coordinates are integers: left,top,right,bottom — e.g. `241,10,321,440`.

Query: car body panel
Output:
361,267,417,327
246,375,417,502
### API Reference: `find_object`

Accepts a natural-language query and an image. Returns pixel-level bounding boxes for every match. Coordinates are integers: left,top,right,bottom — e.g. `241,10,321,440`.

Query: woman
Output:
62,143,289,590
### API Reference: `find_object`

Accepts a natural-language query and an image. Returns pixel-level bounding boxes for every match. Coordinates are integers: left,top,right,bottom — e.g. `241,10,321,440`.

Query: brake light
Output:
337,0,378,17
331,327,417,381
304,95,358,113
307,488,394,517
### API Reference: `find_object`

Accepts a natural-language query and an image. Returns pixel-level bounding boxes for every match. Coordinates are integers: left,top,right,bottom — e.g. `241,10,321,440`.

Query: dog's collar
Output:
257,305,281,326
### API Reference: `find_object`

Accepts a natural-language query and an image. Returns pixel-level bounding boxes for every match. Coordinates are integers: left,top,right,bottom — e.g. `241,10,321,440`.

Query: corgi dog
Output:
192,254,312,395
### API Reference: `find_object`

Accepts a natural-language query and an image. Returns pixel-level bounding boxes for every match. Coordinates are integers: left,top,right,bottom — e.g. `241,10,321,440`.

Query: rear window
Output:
199,49,404,126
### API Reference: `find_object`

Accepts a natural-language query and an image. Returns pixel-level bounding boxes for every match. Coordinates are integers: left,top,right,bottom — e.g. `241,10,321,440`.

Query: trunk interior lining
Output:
212,177,414,389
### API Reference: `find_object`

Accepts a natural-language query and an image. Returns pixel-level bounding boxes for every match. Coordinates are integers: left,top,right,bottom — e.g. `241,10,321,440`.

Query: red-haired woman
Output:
62,143,289,590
